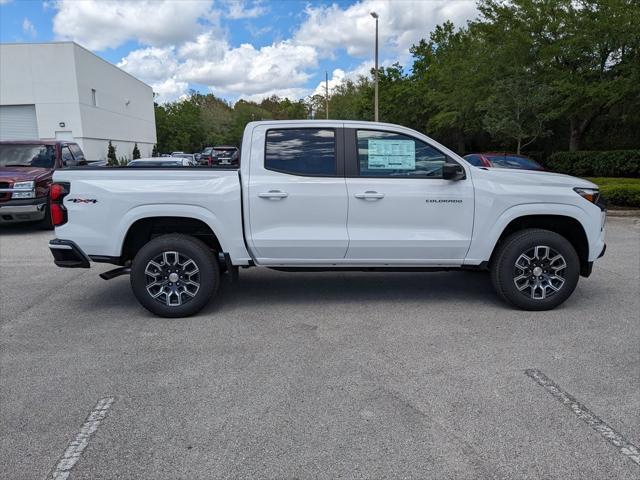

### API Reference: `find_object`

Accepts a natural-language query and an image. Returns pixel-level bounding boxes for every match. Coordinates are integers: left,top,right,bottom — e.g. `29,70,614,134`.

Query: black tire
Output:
130,234,219,318
490,228,580,311
38,200,54,230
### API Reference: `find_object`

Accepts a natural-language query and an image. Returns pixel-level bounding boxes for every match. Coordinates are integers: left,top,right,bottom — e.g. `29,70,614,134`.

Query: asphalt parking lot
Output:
1,217,639,479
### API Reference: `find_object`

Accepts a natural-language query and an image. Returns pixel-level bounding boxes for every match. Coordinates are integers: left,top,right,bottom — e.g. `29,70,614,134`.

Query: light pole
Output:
370,11,379,122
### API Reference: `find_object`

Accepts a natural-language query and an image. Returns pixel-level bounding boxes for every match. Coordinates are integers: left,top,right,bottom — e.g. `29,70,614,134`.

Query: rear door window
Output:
265,128,336,176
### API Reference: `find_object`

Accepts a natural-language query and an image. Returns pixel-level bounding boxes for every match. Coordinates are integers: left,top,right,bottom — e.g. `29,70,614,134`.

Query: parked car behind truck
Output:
464,152,544,171
200,146,239,166
0,140,87,228
48,121,606,317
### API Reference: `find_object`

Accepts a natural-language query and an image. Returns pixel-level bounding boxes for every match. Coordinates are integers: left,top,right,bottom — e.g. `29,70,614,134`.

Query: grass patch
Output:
586,177,640,186
586,178,640,208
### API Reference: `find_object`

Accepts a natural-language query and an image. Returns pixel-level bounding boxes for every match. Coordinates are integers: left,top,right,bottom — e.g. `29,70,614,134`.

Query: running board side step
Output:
99,266,131,280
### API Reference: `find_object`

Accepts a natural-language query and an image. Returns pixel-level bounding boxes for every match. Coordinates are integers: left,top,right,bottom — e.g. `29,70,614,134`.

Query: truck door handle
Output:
258,190,289,199
354,191,385,200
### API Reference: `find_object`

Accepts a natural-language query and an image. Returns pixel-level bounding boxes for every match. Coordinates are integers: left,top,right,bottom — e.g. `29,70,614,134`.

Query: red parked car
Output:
464,152,544,171
0,140,87,229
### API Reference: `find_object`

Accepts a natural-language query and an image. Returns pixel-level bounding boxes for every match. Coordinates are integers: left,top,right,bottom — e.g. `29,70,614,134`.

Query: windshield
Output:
213,149,236,157
0,144,56,168
171,153,193,159
487,155,542,170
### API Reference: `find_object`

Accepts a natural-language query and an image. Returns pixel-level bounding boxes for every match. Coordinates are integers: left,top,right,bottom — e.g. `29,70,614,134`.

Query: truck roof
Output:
245,119,408,129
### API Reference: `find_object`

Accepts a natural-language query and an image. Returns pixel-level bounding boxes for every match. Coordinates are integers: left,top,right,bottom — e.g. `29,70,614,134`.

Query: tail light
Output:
50,182,69,226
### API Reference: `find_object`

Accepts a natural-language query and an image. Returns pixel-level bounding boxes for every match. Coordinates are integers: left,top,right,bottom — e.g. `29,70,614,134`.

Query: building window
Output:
91,89,97,107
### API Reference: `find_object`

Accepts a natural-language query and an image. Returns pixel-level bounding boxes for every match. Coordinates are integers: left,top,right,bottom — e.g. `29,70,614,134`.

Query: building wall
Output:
0,42,157,160
72,44,156,160
0,43,83,142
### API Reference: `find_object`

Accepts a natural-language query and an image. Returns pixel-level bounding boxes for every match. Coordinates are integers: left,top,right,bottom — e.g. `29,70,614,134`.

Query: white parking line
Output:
525,369,640,467
49,397,115,480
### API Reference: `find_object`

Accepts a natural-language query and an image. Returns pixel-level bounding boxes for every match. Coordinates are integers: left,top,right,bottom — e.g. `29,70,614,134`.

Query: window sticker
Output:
367,139,415,170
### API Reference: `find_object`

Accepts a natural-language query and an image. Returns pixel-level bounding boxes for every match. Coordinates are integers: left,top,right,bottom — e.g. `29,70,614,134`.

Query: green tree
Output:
107,140,117,166
410,22,489,152
151,144,159,157
154,94,205,152
477,0,640,151
481,76,553,154
132,143,141,159
229,100,273,144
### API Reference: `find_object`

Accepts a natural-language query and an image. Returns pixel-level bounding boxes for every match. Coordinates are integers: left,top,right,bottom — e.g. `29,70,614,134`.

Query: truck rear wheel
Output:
490,229,580,311
130,234,219,317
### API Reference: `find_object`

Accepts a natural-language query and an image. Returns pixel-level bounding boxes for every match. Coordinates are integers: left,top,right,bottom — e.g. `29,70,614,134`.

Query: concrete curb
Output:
607,210,640,217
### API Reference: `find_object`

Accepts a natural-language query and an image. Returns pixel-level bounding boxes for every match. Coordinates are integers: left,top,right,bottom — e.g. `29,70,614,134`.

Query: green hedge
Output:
547,150,640,178
599,185,640,208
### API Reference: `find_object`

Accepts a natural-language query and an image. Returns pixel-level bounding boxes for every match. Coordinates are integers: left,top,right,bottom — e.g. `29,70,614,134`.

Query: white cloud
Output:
52,0,477,102
152,78,190,104
239,87,312,103
223,0,267,19
311,61,376,97
22,17,37,38
51,0,215,50
295,0,477,58
178,32,228,61
118,47,179,83
119,38,317,102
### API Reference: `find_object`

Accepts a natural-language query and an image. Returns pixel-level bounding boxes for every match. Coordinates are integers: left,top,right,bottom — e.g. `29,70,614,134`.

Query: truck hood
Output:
474,167,597,189
0,166,52,184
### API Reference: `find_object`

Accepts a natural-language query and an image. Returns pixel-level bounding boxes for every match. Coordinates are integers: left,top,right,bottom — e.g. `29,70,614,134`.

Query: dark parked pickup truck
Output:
0,140,87,228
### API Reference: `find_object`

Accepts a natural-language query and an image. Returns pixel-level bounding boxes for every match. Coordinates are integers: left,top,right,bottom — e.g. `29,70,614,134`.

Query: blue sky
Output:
0,0,477,103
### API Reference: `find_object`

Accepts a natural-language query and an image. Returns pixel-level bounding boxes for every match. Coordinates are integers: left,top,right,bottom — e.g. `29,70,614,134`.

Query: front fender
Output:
464,202,597,265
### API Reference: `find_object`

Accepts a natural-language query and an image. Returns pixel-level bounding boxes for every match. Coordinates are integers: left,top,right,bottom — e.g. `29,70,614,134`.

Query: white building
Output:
0,42,156,160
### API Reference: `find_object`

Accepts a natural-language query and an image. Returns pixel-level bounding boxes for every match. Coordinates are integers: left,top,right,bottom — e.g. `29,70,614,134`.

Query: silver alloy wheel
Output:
144,251,200,306
513,245,567,300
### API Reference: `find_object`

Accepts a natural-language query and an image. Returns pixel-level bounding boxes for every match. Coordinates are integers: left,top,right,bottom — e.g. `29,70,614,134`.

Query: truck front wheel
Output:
490,229,580,311
130,234,219,317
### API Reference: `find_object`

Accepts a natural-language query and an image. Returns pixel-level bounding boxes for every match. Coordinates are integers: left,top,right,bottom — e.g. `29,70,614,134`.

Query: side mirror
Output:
442,163,465,181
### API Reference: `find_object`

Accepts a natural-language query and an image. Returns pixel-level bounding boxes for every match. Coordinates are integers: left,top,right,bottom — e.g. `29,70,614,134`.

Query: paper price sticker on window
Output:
367,139,415,170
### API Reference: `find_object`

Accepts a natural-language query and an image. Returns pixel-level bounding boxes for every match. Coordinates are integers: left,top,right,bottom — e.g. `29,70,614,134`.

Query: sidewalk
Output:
607,209,640,217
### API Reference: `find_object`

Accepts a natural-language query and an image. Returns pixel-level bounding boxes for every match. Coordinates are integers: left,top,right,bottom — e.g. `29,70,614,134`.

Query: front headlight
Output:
574,187,606,211
574,187,600,204
12,181,35,199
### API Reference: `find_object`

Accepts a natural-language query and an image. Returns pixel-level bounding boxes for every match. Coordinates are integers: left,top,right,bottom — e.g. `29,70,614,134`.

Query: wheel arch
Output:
489,214,590,276
121,216,223,262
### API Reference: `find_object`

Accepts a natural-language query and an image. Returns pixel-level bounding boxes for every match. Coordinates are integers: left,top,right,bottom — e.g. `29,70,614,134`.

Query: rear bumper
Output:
0,198,47,224
49,239,91,268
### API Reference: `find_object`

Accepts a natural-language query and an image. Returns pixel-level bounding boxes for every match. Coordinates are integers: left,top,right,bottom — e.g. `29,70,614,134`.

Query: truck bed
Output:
52,168,251,263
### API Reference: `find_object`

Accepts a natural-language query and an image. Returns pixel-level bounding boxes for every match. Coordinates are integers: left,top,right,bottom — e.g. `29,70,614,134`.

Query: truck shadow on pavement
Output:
83,269,502,316
208,270,501,312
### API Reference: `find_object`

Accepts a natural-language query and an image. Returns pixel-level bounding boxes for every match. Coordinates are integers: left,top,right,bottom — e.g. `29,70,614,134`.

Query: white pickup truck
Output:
49,121,606,317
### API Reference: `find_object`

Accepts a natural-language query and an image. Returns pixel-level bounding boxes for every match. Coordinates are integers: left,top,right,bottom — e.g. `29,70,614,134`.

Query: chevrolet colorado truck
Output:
48,121,606,317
